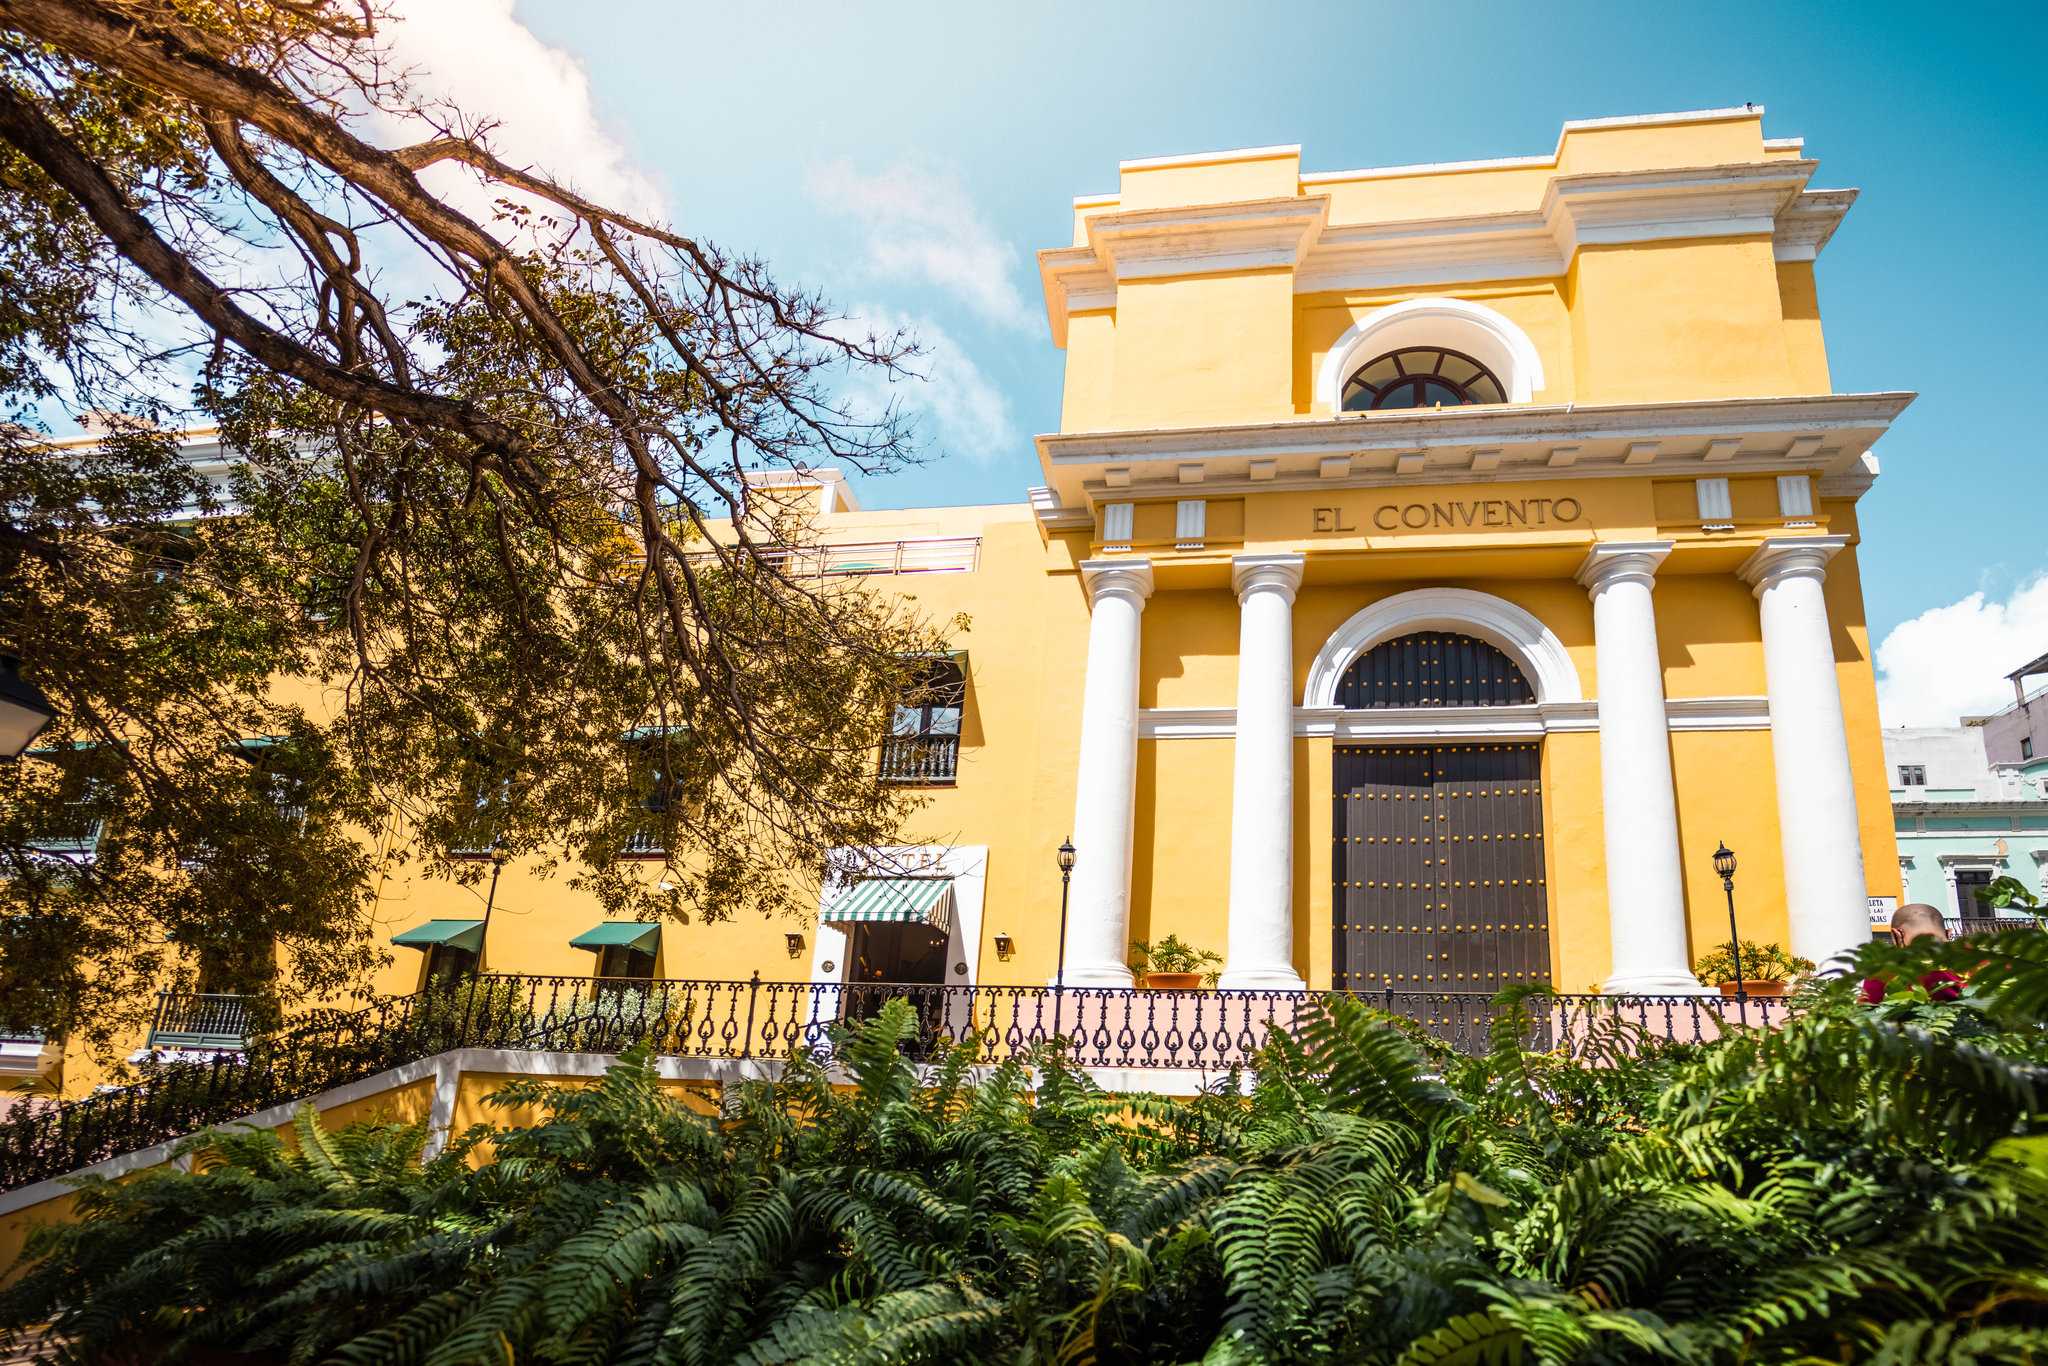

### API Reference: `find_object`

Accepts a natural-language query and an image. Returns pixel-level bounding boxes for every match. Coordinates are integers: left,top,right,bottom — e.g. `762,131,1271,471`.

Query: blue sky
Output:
432,3,2048,723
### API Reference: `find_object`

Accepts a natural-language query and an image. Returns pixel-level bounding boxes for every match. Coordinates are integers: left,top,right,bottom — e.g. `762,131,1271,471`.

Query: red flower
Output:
1860,976,1888,1005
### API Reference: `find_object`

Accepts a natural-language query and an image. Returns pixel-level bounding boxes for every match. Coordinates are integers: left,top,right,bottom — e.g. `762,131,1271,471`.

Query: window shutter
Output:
1174,499,1206,547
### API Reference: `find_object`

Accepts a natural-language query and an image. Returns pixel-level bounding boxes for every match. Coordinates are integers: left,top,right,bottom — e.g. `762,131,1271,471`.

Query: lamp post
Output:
0,657,55,760
1053,837,1076,1044
478,845,511,974
1713,841,1746,1024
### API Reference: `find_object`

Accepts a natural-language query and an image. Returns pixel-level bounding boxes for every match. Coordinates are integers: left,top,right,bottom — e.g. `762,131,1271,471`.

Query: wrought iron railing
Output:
1948,916,2040,938
879,734,959,784
0,976,1789,1192
145,992,253,1051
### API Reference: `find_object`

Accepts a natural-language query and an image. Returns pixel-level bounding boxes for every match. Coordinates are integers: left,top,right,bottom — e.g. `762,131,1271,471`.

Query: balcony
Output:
880,733,959,785
145,992,251,1052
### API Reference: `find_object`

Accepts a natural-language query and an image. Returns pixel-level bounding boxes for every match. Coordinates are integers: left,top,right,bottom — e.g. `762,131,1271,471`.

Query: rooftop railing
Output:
711,536,981,578
0,976,1784,1192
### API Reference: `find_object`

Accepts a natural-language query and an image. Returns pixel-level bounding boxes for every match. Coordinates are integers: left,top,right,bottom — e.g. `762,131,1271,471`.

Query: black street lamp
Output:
478,845,511,974
1053,837,1076,1043
0,657,55,760
1713,840,1746,1023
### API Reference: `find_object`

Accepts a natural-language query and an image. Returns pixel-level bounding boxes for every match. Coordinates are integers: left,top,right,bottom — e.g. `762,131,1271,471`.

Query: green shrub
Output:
6,934,2048,1363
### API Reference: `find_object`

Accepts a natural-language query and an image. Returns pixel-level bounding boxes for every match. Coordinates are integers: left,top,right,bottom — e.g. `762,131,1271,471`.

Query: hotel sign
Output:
1312,497,1585,534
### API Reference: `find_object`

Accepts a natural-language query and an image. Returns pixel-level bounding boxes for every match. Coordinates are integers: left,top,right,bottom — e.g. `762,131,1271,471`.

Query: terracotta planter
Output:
1141,971,1205,991
1718,979,1788,998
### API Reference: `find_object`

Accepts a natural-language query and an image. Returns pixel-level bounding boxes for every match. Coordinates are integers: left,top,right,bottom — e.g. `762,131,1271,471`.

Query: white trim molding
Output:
1134,695,1771,740
1302,587,1582,709
1032,391,1912,514
1316,296,1546,408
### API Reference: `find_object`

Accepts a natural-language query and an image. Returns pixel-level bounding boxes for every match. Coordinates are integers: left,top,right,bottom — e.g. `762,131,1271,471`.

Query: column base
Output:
1600,970,1711,996
1049,964,1136,989
1217,967,1308,992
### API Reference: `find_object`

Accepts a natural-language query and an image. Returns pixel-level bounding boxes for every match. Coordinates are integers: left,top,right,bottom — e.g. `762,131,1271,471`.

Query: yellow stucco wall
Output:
46,109,1907,1095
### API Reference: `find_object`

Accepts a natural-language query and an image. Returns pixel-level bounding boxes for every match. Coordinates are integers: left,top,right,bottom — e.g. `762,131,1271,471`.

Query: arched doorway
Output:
1332,631,1550,997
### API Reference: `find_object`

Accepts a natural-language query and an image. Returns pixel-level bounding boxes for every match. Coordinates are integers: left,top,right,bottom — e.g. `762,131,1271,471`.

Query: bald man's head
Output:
1891,903,1949,944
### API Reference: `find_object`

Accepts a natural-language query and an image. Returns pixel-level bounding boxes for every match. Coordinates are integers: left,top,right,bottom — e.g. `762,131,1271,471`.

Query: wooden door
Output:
1333,743,1549,996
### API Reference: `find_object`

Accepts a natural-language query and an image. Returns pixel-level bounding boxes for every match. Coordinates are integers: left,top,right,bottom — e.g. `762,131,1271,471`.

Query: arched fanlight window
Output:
1337,631,1534,708
1341,347,1506,412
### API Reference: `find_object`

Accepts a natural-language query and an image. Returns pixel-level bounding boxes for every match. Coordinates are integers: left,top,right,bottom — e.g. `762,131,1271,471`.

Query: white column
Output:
1740,535,1868,968
1220,554,1308,991
1577,542,1702,994
1058,559,1154,987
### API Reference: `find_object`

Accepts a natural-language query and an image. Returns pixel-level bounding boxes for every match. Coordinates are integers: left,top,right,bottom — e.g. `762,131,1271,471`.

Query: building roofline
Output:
2005,650,2048,682
1117,143,1301,173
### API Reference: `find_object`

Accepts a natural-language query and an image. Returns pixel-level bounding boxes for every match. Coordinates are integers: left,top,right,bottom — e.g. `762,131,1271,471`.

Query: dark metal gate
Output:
1332,742,1550,996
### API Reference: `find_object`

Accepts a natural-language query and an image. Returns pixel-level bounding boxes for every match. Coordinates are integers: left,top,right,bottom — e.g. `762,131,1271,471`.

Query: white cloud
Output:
835,307,1017,465
808,162,1033,332
376,0,664,224
1876,575,2048,726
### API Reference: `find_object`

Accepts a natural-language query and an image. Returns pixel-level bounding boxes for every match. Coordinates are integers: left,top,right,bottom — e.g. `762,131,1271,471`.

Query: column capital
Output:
1575,540,1673,596
1738,535,1849,599
1230,553,1305,603
1079,557,1155,607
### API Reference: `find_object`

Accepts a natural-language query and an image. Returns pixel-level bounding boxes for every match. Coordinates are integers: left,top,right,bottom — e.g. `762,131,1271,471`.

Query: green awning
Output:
568,921,661,952
391,919,485,951
821,878,954,934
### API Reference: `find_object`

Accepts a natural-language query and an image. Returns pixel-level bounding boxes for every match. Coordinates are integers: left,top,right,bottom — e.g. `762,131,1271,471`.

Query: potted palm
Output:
1128,935,1222,990
1694,940,1814,997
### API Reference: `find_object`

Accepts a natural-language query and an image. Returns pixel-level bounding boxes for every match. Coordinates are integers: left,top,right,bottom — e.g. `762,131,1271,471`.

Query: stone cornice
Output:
1035,392,1912,511
1042,158,1853,335
1085,196,1329,281
1773,189,1857,263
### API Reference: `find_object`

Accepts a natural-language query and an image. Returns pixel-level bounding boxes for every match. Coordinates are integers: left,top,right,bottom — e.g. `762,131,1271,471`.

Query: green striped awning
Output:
391,919,485,951
568,921,661,952
822,878,955,934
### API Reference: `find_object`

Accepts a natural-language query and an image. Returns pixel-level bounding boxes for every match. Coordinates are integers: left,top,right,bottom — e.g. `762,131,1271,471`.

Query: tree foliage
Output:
0,0,954,1049
5,933,2046,1363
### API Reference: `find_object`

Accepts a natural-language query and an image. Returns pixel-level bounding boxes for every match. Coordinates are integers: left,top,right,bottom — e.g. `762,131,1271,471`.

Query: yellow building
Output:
11,105,1912,1090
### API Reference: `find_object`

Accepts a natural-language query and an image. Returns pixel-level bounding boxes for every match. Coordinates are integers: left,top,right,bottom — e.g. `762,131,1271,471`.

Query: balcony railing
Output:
880,734,959,784
145,992,251,1052
1948,916,2040,938
0,976,1790,1192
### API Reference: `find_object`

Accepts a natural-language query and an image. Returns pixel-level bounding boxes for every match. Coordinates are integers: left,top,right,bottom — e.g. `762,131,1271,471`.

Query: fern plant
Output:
4,942,2047,1364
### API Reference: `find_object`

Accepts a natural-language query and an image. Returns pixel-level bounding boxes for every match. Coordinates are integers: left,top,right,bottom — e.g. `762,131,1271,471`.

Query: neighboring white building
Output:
1886,715,2048,925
